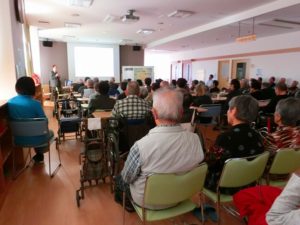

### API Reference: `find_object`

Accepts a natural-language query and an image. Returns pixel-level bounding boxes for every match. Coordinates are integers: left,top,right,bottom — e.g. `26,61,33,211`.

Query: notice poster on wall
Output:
122,66,154,81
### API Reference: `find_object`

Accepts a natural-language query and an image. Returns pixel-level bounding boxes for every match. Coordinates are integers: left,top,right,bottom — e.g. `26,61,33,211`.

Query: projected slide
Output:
74,46,114,77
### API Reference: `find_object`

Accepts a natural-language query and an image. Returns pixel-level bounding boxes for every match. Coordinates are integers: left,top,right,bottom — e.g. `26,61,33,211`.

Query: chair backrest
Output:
10,118,49,137
269,148,300,175
119,118,153,151
219,151,269,188
199,104,221,118
143,163,208,206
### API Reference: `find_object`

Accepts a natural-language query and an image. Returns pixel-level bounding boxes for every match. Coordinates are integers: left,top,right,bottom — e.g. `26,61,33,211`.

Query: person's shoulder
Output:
8,95,18,103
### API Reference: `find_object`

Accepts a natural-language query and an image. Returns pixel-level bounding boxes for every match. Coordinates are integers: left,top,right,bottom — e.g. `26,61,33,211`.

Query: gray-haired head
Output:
275,97,300,126
126,81,140,96
228,95,259,123
86,79,94,88
153,88,183,122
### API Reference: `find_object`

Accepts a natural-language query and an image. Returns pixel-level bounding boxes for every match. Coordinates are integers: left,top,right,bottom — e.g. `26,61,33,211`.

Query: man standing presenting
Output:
50,65,62,99
115,88,205,210
206,74,214,88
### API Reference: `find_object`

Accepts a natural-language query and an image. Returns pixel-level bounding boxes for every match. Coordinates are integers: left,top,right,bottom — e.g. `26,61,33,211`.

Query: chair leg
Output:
217,194,221,225
12,147,32,180
48,145,52,177
122,191,126,225
49,139,62,178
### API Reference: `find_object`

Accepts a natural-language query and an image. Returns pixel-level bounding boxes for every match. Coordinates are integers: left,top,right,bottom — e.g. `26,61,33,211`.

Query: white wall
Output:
40,41,68,85
169,31,300,84
144,51,171,81
250,52,300,84
0,0,19,100
192,61,218,82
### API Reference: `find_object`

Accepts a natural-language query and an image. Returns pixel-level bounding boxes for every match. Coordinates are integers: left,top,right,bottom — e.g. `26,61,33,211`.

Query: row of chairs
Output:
123,149,300,225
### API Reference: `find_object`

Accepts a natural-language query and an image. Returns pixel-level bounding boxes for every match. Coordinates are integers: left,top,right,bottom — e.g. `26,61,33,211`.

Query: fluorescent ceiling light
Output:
137,29,155,35
236,34,256,43
103,14,116,23
168,10,194,18
68,0,94,7
64,22,81,28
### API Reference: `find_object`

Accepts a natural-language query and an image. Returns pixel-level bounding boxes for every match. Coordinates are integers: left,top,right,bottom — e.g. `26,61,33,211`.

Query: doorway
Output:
218,60,230,89
232,59,250,80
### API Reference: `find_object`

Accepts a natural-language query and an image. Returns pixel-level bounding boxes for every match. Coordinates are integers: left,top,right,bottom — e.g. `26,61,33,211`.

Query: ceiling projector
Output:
121,9,139,23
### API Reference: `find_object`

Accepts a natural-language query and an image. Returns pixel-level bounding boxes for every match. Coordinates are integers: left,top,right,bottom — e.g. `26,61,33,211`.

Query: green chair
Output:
123,163,208,225
203,151,269,225
265,148,300,187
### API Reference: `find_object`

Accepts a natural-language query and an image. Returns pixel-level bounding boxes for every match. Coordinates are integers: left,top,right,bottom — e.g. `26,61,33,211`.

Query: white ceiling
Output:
24,0,300,51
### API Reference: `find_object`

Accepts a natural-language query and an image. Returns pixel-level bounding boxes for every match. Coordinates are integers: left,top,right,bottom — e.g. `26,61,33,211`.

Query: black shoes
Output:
33,153,44,164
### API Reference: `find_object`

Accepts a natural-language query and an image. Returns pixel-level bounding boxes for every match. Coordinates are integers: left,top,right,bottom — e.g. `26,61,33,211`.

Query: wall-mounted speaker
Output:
42,40,53,47
132,45,141,51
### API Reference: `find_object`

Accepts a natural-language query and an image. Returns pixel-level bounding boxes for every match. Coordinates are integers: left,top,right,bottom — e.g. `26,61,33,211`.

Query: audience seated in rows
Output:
192,83,212,106
83,79,95,98
288,80,299,96
190,79,199,92
117,81,127,100
176,78,189,95
250,79,263,100
261,82,289,114
240,78,250,94
263,97,300,154
72,79,84,92
112,81,151,121
205,95,264,193
144,77,152,93
144,82,160,105
88,81,116,114
261,82,276,100
114,88,204,210
78,77,90,96
108,83,120,97
8,76,54,163
160,80,170,88
269,76,276,88
224,79,241,111
209,80,220,93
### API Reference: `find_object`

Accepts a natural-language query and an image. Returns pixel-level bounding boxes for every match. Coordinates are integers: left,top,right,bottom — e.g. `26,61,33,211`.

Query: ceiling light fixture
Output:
68,0,93,7
64,22,81,28
236,18,256,43
137,29,155,35
168,10,194,18
121,9,139,23
103,14,116,23
38,20,50,24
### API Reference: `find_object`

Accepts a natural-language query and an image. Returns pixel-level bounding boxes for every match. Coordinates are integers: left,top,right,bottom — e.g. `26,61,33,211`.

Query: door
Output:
232,59,250,80
218,60,230,89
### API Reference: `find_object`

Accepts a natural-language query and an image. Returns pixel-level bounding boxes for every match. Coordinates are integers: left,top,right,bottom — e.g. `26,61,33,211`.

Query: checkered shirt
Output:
121,143,141,183
112,95,151,120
